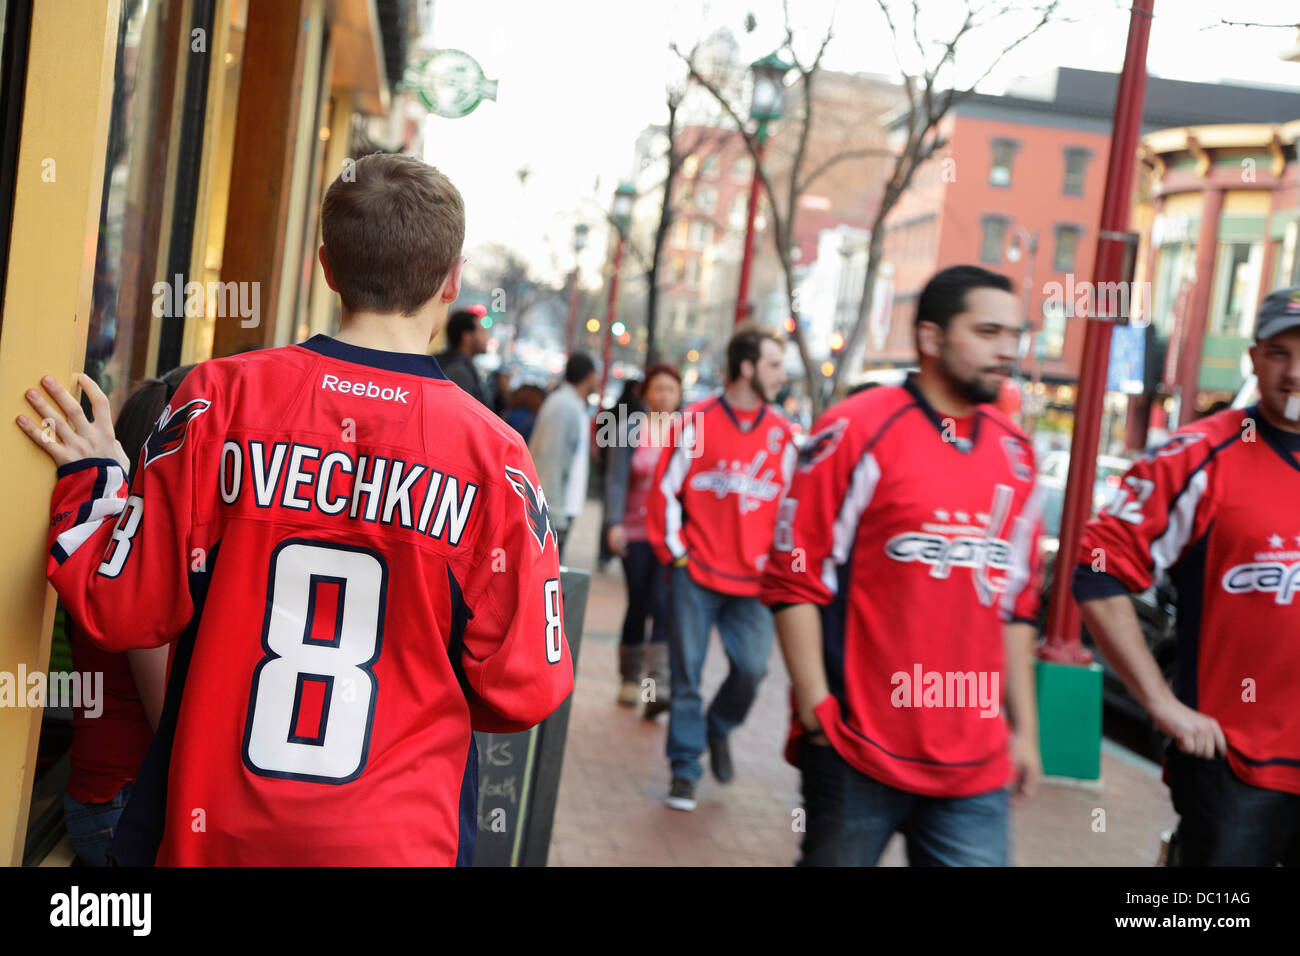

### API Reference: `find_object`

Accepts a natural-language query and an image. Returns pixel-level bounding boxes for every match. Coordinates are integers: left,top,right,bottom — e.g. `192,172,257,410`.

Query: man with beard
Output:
761,265,1044,865
1073,287,1300,865
646,325,797,811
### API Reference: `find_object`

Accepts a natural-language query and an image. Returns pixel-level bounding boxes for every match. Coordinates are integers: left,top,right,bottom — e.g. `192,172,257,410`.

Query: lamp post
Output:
565,222,589,354
599,183,635,407
1005,226,1041,429
735,52,791,325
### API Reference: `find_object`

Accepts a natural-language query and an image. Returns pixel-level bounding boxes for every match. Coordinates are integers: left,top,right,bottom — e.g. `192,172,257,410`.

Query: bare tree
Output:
470,245,560,361
833,0,1061,400
675,3,895,415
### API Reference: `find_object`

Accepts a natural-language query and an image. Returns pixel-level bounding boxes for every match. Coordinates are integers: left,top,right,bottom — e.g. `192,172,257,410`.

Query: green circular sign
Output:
403,49,498,119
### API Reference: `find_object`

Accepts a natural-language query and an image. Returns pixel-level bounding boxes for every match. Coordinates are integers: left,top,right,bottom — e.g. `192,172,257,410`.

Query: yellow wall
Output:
0,0,121,866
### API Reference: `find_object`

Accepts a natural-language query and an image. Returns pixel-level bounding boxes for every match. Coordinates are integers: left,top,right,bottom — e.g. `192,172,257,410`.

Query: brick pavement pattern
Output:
548,501,1178,866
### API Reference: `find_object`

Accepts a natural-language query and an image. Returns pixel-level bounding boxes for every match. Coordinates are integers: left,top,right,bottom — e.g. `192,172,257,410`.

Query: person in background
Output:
504,384,546,443
598,377,644,568
604,363,681,718
61,363,193,866
436,307,489,405
646,327,797,811
490,368,513,417
529,353,599,559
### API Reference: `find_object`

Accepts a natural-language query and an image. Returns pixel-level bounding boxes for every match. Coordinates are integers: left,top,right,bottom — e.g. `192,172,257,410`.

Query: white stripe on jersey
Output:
1151,468,1209,575
822,451,881,596
659,418,696,561
55,464,126,559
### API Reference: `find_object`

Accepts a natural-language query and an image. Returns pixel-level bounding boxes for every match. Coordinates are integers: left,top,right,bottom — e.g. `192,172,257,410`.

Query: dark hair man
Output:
1073,286,1300,866
17,152,573,865
761,264,1044,865
437,308,490,406
647,324,797,811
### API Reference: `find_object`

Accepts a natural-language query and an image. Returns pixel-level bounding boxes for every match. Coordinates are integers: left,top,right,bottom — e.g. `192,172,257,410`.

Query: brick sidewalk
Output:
549,500,1178,867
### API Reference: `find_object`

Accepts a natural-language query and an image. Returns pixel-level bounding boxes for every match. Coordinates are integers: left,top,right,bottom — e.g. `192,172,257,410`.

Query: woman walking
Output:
603,363,682,718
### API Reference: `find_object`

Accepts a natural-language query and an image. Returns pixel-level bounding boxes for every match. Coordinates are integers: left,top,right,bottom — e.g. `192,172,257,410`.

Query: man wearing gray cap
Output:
1070,286,1300,865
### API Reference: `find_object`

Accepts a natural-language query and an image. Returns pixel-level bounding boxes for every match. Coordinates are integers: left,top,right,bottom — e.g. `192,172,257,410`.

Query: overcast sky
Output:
422,0,1300,285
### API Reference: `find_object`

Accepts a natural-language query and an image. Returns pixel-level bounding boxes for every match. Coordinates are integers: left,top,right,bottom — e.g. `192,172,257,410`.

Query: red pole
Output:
735,134,767,325
1041,0,1154,663
598,236,626,408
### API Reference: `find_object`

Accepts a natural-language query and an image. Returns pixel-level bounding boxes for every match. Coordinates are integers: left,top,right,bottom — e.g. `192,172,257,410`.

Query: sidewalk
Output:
549,499,1178,867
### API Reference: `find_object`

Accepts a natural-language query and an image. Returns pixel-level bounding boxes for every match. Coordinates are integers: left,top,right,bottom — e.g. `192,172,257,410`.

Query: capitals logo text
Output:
689,451,782,514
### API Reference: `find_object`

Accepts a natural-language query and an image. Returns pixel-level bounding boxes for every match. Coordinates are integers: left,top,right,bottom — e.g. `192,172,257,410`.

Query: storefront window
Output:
86,0,186,410
1208,241,1262,338
1150,241,1194,338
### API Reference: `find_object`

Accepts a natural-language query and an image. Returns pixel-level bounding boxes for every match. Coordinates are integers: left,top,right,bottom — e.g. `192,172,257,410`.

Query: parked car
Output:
1035,451,1177,758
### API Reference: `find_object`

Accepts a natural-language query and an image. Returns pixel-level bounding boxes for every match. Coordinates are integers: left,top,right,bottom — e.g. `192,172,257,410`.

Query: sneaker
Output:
617,681,640,708
708,734,734,784
665,777,697,811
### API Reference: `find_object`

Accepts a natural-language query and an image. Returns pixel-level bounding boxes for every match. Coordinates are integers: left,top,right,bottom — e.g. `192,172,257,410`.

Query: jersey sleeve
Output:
456,436,574,733
760,412,871,608
45,366,217,652
1072,429,1221,602
644,412,695,568
1001,479,1046,625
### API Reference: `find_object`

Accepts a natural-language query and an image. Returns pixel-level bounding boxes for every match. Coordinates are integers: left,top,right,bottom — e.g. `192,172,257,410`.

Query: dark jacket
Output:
436,350,488,405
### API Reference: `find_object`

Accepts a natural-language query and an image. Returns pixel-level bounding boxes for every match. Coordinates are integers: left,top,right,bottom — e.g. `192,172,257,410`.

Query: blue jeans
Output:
666,565,774,781
1166,748,1300,866
799,741,1008,866
63,783,133,867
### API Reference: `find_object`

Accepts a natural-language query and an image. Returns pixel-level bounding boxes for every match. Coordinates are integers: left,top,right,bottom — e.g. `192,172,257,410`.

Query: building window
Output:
690,220,713,249
681,154,699,179
1063,148,1090,197
980,216,1008,263
989,139,1018,187
1054,225,1082,272
673,218,690,247
701,154,720,179
685,257,702,287
733,154,753,183
694,185,718,214
671,257,686,284
729,194,748,230
1209,241,1263,337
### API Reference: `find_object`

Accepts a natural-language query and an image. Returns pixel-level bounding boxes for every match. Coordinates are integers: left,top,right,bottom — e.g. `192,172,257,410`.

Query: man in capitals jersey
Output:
1074,287,1300,866
16,154,573,865
645,326,797,811
761,266,1043,866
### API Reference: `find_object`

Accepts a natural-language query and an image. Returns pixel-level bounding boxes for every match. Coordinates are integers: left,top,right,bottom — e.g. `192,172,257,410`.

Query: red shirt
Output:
761,378,1043,798
622,439,660,542
646,395,797,596
45,335,574,864
1074,406,1300,795
65,620,153,804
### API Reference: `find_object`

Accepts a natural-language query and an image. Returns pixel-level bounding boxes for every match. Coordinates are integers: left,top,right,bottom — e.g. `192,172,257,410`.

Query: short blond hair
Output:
321,153,465,316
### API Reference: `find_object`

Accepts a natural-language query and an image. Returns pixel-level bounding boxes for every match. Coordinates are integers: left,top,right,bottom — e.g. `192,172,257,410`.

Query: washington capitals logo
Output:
142,398,210,469
504,465,556,553
798,418,847,470
1000,436,1033,483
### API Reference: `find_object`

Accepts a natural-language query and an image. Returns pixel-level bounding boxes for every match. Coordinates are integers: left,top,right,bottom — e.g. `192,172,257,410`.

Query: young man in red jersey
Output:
761,265,1043,865
646,326,797,811
16,153,574,865
1073,288,1300,866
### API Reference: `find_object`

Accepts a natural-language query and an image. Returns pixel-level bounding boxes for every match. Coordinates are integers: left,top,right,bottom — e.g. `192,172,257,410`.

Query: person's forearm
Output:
773,603,830,728
1001,622,1037,738
126,645,169,731
1078,593,1173,711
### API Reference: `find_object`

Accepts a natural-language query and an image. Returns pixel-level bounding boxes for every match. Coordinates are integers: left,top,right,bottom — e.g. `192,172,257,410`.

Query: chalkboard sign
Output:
472,568,588,866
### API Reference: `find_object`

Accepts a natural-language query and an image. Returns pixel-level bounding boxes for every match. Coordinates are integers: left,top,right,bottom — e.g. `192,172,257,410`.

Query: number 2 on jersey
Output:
243,540,387,784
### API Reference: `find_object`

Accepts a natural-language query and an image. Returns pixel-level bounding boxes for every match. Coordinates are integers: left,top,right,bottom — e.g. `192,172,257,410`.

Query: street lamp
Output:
735,52,791,325
565,222,590,353
599,183,636,406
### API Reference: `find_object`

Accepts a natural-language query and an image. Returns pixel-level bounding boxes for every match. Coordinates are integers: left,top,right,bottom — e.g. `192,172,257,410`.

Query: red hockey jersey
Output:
760,377,1043,798
645,395,797,596
45,335,574,865
1073,406,1300,795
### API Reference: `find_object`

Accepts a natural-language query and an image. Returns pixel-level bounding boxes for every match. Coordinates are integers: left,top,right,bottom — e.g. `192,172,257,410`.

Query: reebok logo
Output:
321,374,410,404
